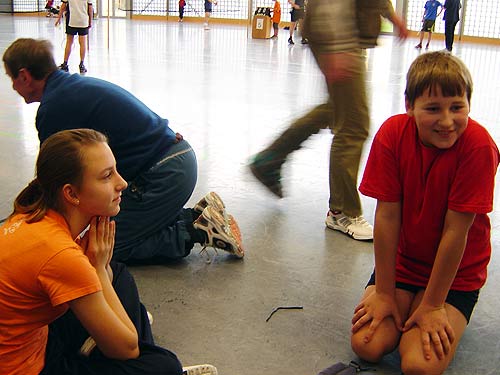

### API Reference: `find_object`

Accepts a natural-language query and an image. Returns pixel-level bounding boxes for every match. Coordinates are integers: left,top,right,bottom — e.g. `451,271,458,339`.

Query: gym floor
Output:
1,15,499,375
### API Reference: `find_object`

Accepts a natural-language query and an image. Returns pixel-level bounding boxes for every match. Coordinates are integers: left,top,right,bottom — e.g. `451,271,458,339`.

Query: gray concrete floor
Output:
1,15,500,375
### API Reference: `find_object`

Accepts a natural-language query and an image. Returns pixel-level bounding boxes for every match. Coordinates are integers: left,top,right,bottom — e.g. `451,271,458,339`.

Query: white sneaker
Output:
325,211,373,241
183,364,218,375
204,23,210,30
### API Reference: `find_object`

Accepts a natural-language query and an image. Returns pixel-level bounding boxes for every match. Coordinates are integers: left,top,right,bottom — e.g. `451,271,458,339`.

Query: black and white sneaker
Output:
79,63,87,74
59,62,69,72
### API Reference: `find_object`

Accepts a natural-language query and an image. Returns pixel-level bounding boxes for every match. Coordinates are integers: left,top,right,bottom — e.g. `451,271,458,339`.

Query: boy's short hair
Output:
405,51,473,107
3,38,57,80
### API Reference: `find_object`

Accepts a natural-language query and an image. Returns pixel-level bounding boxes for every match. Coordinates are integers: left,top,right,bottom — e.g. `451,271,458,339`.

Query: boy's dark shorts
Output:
205,4,212,12
66,25,89,36
421,19,436,32
290,8,304,22
366,272,479,323
273,22,279,31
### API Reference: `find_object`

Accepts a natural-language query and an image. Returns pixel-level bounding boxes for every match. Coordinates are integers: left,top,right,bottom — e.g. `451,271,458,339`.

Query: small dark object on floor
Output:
265,306,303,322
318,361,376,375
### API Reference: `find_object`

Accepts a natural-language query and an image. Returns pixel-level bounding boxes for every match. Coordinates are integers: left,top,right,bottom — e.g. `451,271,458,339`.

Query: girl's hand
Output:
80,217,115,271
403,304,455,360
352,290,403,343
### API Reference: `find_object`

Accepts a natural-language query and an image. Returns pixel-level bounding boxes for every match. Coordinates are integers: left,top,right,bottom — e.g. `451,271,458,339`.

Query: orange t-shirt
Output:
0,210,102,375
272,1,281,23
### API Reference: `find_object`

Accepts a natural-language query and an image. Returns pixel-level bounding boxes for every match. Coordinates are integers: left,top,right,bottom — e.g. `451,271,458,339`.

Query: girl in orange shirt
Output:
0,129,216,375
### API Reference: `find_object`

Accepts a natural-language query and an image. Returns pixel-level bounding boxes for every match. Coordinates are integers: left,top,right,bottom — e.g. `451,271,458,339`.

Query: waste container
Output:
252,7,272,39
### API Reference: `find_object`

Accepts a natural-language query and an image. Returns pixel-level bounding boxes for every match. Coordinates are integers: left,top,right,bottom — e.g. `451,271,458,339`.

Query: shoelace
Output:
351,216,371,227
335,215,354,227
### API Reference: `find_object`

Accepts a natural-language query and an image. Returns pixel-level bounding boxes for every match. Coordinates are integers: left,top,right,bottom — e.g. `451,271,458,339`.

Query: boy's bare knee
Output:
401,354,446,375
350,334,384,363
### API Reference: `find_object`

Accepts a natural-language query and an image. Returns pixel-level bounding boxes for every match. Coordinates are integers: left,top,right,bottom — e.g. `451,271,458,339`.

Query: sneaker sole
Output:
194,192,225,213
249,162,283,198
194,207,244,258
325,220,373,241
194,192,242,244
183,364,218,375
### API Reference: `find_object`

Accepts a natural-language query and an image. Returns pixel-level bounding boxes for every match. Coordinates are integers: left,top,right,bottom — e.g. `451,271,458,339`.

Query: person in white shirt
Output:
55,0,92,73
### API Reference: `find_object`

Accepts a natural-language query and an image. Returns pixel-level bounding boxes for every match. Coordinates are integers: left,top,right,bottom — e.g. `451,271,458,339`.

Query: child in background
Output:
179,0,186,22
415,0,443,49
351,51,499,374
204,0,217,30
270,0,281,39
45,0,59,17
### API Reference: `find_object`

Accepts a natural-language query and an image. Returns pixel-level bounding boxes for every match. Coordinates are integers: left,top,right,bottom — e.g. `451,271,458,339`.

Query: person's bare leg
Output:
351,286,414,363
399,291,468,375
416,32,424,47
426,32,432,48
204,12,210,28
64,34,75,62
78,35,87,63
288,21,296,43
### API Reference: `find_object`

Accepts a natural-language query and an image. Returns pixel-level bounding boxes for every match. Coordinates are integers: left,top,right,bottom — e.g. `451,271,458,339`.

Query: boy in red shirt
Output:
351,51,499,374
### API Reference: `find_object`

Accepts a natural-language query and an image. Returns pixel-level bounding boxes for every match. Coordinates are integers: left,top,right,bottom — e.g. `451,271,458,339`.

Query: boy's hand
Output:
351,290,403,343
403,304,455,360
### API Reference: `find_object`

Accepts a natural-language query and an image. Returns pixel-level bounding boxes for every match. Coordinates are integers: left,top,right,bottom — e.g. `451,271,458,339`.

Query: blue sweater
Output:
37,70,177,181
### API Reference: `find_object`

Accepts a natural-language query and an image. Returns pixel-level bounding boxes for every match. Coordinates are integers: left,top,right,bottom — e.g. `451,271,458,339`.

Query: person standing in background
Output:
178,0,186,22
55,0,92,73
443,0,461,51
415,0,443,49
287,0,305,45
271,0,281,39
204,0,217,30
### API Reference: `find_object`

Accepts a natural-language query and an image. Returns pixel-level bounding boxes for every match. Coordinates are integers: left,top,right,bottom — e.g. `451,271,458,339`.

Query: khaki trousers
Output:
265,49,369,217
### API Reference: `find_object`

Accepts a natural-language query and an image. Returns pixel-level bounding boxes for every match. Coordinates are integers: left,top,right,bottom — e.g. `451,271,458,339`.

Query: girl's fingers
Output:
109,220,115,252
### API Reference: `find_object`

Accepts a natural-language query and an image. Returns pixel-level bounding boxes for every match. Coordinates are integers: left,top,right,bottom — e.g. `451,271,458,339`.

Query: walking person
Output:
250,0,407,241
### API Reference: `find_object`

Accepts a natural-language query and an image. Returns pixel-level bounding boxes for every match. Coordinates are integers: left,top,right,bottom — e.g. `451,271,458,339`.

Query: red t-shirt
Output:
0,211,102,375
360,114,499,291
